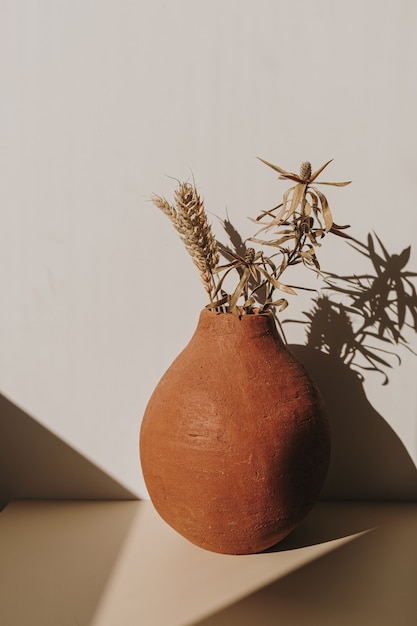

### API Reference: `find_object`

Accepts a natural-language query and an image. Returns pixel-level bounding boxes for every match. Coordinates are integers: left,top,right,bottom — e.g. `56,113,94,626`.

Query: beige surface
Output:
1,500,416,626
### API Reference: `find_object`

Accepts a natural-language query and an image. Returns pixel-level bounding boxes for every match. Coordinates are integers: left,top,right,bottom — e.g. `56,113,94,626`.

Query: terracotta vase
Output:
140,309,330,554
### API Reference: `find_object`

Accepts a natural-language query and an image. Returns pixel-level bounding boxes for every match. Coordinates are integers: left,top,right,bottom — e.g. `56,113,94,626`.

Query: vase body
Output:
140,309,330,554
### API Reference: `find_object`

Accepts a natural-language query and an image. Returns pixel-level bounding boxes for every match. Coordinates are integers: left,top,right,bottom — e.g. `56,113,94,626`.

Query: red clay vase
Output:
140,309,330,554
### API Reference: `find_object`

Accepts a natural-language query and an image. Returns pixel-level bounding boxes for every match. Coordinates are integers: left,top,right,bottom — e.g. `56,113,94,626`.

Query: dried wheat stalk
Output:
152,182,219,300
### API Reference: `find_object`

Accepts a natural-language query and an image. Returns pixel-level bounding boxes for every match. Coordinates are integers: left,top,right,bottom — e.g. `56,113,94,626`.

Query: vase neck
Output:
196,309,284,345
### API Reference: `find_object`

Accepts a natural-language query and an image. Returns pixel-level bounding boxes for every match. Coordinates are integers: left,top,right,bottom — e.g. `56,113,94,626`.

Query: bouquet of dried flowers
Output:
151,158,351,316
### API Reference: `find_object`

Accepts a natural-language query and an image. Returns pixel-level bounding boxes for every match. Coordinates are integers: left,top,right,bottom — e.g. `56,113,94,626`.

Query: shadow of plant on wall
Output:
217,222,417,500
292,232,417,385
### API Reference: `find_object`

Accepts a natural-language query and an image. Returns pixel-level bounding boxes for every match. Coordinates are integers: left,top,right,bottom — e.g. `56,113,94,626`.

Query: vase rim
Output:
197,308,282,341
202,307,272,317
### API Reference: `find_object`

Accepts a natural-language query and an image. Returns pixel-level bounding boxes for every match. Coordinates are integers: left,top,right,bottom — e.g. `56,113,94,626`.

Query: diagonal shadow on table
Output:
193,503,417,626
0,500,141,626
0,391,141,626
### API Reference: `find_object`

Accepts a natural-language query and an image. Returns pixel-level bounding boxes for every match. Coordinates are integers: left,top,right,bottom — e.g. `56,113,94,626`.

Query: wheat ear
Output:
151,182,219,300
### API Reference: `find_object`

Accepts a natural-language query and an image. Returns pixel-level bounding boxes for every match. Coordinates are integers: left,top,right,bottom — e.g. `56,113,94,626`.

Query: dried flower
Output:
250,159,351,277
151,158,350,316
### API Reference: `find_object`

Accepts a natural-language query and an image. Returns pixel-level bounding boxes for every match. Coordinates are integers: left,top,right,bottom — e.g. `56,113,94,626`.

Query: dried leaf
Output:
278,299,289,312
313,187,333,231
228,267,251,312
268,298,289,312
243,296,255,308
249,265,259,281
212,266,235,298
330,227,353,239
257,157,300,182
300,249,314,259
213,260,241,273
206,295,229,309
251,205,283,223
263,255,277,272
332,222,351,230
302,198,312,215
317,180,352,187
257,267,297,295
280,186,295,220
250,234,296,247
289,183,307,217
309,159,333,183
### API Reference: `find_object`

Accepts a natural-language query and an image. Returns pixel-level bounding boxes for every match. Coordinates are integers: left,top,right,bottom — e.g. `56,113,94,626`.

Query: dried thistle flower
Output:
299,161,312,182
255,157,351,232
251,158,351,277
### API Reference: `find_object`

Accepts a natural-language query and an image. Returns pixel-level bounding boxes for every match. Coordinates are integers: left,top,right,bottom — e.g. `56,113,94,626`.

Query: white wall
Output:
1,0,416,498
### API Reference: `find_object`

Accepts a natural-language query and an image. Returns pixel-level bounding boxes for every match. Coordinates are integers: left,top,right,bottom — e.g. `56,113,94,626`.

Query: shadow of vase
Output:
289,344,417,501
